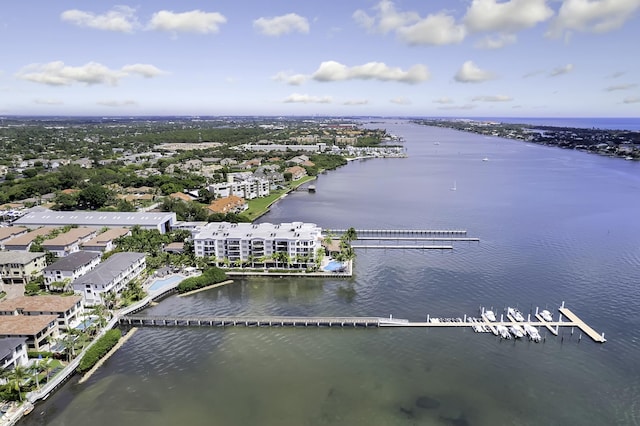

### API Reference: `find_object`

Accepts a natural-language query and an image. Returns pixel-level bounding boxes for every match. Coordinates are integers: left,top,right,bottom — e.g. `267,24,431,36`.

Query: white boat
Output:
523,324,542,342
434,141,440,145
450,180,457,191
540,309,553,322
509,325,524,338
508,307,525,322
482,157,489,161
484,310,496,322
497,325,511,339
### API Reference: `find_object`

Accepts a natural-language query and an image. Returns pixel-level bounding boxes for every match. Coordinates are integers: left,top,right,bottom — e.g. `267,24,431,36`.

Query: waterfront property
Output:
0,337,28,370
0,315,58,351
72,252,146,306
193,221,322,270
0,295,84,328
13,211,177,234
0,251,47,285
43,251,101,291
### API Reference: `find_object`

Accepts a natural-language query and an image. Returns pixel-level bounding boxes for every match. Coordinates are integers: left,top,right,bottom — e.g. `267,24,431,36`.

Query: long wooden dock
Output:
331,229,467,235
351,245,453,250
355,237,480,242
119,305,606,343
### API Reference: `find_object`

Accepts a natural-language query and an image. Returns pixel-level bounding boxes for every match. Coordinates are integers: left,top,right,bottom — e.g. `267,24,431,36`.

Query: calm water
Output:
447,116,640,131
22,121,640,426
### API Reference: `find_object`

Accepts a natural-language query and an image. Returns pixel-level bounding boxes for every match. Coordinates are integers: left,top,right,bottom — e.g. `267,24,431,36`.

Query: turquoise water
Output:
21,120,640,426
148,274,185,291
323,260,345,272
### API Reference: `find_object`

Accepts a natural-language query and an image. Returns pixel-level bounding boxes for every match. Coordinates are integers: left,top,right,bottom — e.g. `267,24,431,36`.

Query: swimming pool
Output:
323,260,345,272
149,274,186,291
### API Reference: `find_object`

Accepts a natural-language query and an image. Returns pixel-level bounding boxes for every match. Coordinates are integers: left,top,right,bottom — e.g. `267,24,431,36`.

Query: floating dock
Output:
120,304,605,343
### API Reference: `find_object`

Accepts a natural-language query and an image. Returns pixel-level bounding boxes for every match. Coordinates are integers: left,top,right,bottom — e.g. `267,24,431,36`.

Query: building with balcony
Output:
0,251,47,285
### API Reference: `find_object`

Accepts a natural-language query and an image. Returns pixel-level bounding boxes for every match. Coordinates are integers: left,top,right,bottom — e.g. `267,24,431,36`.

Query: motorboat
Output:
482,157,489,161
484,310,497,322
507,307,525,322
496,325,511,339
523,324,542,342
509,326,524,339
540,310,553,322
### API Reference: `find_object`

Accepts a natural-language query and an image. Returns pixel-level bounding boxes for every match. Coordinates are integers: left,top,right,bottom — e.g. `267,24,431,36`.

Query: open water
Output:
21,120,640,426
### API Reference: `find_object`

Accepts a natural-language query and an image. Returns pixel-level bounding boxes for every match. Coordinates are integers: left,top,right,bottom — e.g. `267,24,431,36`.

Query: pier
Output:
331,229,467,235
119,304,605,343
351,245,453,250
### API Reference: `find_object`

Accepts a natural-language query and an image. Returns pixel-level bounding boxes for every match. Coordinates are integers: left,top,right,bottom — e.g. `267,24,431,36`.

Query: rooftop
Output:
43,250,101,272
42,227,96,247
72,252,146,287
13,211,176,227
0,227,28,240
0,251,46,265
195,221,322,241
3,226,56,247
0,295,82,313
0,315,59,336
82,227,130,248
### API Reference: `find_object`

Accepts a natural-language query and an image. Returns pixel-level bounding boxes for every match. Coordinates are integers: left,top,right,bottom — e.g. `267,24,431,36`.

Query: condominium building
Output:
41,227,97,257
0,295,84,328
72,252,146,306
0,251,47,285
208,177,270,200
192,222,322,269
43,250,101,290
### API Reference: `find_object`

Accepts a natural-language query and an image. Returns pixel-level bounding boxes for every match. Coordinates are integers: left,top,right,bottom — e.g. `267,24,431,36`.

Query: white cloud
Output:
34,98,63,105
254,13,309,36
547,0,640,37
283,93,332,104
343,99,370,105
148,10,227,34
60,6,138,33
523,69,545,78
433,97,454,104
454,61,495,83
16,61,166,86
312,61,429,84
97,100,138,107
605,83,637,91
121,64,167,78
608,71,626,78
472,95,513,102
272,71,308,86
353,1,465,45
464,0,554,33
623,96,640,104
390,97,411,105
549,63,574,76
397,13,466,45
474,33,517,49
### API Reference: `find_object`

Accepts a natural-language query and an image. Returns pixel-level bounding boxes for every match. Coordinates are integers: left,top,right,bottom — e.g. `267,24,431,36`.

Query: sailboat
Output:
450,180,457,191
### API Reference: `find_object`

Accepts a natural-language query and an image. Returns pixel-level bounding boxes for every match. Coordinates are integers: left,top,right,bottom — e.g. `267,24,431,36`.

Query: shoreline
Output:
177,279,234,297
248,175,318,221
78,327,138,384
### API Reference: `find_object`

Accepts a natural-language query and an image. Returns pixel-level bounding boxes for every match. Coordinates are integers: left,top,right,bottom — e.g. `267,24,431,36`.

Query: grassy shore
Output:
244,175,317,221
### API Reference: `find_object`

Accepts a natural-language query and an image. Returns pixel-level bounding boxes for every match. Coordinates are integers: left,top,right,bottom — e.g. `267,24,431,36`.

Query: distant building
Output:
13,211,176,234
206,195,248,214
3,226,55,251
0,227,28,250
208,177,269,200
0,251,47,285
41,227,97,257
81,227,131,252
72,252,146,306
285,165,307,181
193,222,321,270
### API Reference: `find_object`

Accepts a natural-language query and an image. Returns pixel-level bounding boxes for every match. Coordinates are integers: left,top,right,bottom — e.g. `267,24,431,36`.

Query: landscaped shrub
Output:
77,329,121,373
28,351,52,359
176,267,227,294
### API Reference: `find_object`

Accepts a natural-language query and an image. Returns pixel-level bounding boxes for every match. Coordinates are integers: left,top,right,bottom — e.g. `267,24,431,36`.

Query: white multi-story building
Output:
208,177,270,200
72,252,146,306
43,250,101,290
193,222,322,269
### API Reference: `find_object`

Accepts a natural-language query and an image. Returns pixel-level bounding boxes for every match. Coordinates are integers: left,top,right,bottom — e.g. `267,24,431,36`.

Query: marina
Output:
119,303,606,343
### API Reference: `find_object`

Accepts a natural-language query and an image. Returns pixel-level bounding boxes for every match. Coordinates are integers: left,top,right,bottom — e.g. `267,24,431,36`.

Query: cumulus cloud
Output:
312,61,429,84
121,64,167,78
353,1,465,45
390,97,411,105
34,98,63,105
548,0,640,37
549,63,574,76
623,96,640,104
271,71,308,86
148,10,227,34
254,13,309,36
464,0,554,33
433,97,454,104
283,93,332,104
474,33,517,49
16,61,166,86
60,6,138,33
343,99,370,105
454,61,495,83
472,95,513,102
605,83,637,91
97,100,139,107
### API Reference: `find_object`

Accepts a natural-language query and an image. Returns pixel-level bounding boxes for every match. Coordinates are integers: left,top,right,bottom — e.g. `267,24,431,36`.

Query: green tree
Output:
77,184,112,210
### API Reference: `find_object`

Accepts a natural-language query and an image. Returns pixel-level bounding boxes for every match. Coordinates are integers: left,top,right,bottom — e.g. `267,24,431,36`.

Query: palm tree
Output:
29,361,42,390
343,227,358,243
6,365,29,401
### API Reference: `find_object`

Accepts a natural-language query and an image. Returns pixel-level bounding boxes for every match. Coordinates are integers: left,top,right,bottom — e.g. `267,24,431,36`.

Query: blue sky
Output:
1,0,639,117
